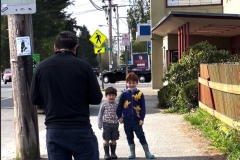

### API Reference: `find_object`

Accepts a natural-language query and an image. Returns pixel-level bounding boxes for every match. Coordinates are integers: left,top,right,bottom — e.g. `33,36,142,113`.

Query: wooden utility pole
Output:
8,14,40,159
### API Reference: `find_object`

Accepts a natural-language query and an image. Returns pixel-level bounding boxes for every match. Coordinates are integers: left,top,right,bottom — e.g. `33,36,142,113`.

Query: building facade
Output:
150,0,240,89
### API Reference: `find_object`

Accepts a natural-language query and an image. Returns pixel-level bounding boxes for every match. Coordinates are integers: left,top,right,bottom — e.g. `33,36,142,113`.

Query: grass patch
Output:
162,107,177,114
184,108,240,160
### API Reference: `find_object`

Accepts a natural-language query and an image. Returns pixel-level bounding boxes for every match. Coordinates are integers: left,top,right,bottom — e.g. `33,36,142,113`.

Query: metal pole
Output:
116,5,120,65
125,45,128,89
108,0,113,71
99,53,104,90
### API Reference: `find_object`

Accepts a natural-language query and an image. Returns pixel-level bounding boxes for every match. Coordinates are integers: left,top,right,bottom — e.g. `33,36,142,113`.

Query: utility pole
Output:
7,14,40,159
116,5,120,65
108,0,113,71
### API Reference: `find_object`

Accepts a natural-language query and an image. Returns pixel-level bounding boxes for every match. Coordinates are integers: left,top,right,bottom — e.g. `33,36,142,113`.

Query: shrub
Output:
157,85,176,108
161,41,240,113
181,79,198,109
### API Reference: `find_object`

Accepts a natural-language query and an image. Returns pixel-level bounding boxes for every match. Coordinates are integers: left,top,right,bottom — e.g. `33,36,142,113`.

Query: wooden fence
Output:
198,63,240,131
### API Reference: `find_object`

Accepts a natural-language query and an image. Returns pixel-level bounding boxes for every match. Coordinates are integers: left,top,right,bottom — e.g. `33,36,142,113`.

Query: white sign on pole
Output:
16,36,31,56
1,0,36,15
122,33,130,46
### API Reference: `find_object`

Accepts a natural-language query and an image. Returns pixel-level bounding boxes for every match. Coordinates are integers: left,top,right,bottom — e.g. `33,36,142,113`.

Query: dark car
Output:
92,68,99,77
2,68,12,84
101,65,151,83
99,70,108,80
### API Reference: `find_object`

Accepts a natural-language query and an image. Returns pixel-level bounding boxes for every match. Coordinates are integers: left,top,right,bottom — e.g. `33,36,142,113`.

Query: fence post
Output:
198,73,201,103
207,77,215,110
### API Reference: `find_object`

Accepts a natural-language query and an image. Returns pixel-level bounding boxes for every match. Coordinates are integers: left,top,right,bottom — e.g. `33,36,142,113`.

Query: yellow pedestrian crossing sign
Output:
94,47,105,54
89,29,107,47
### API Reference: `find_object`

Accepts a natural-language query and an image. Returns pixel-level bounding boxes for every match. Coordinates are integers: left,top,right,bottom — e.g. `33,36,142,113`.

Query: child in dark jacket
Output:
117,72,154,159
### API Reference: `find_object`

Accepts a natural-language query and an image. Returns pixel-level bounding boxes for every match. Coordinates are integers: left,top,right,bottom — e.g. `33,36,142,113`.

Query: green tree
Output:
32,0,76,60
77,25,99,67
132,40,147,53
1,16,10,70
127,0,150,40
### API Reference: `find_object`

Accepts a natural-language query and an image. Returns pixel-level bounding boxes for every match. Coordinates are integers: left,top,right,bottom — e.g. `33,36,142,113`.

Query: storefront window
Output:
166,0,221,7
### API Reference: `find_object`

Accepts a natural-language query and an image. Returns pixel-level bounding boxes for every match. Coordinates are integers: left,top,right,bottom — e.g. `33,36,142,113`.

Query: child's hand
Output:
99,127,102,130
139,120,144,125
119,118,123,124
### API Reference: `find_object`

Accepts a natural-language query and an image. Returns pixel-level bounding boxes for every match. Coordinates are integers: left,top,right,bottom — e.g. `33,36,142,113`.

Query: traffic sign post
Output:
94,47,105,54
89,29,107,48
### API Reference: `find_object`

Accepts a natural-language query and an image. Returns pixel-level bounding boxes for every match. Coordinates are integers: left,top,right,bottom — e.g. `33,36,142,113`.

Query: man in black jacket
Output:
30,31,103,160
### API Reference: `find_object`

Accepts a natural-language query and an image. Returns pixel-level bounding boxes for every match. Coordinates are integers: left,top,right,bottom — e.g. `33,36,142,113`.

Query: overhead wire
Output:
89,0,104,11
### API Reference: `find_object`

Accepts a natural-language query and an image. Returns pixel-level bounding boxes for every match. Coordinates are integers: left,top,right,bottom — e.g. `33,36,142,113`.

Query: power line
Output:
89,0,104,11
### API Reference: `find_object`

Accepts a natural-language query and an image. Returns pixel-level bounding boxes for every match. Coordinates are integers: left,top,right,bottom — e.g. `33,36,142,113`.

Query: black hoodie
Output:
30,51,103,129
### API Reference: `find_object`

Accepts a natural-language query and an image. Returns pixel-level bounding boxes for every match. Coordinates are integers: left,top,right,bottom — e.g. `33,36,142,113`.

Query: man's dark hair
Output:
55,31,78,50
105,87,117,96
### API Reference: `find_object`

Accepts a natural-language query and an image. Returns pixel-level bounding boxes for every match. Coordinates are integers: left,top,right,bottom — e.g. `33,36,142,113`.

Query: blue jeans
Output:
46,128,99,160
123,118,147,145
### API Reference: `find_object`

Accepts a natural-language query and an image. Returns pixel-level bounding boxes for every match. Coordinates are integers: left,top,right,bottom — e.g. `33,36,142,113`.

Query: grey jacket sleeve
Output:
98,102,105,128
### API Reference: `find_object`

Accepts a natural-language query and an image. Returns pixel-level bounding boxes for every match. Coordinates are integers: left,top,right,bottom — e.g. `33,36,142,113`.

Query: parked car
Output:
2,68,12,84
101,65,151,83
99,70,108,80
92,68,99,77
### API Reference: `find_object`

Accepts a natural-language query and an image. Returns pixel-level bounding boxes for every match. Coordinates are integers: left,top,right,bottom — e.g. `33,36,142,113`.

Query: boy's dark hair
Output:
55,31,78,51
105,87,117,96
126,72,138,83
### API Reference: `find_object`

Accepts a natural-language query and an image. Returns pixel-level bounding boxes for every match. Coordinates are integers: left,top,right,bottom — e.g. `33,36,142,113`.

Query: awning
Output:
152,11,240,37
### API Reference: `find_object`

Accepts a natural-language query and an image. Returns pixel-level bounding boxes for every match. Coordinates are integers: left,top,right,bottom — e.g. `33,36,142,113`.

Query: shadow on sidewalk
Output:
40,154,226,160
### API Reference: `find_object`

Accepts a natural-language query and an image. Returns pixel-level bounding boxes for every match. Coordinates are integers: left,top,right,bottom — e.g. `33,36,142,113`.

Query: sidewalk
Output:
3,87,226,160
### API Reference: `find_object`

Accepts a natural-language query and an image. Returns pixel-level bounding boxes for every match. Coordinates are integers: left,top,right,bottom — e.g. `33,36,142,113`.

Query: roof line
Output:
152,11,240,32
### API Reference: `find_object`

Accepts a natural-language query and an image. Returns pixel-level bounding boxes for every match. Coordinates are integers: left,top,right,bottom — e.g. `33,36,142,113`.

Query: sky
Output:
64,0,131,39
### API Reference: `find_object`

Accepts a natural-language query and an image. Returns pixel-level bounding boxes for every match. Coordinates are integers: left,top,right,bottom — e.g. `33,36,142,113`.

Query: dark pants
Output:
123,118,147,145
46,128,99,160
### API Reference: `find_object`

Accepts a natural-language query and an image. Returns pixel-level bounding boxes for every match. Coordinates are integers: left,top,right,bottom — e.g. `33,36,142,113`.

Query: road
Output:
1,77,151,159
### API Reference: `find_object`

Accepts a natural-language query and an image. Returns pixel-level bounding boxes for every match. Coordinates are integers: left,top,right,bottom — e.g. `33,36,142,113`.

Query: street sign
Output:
89,29,107,48
1,0,36,15
94,47,105,54
147,41,151,55
122,33,130,46
16,36,31,56
105,47,112,51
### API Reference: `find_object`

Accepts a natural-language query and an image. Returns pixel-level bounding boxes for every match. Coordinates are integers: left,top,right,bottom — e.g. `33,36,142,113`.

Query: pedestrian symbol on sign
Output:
89,30,107,47
95,33,101,44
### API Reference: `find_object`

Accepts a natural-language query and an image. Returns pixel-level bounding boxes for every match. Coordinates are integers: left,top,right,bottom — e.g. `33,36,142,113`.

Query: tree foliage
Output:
1,0,98,70
163,41,240,88
32,0,76,59
1,16,10,69
77,25,98,67
127,0,150,40
132,40,147,53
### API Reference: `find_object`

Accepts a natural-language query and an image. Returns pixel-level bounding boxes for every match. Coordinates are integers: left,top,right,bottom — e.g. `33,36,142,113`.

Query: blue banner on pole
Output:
132,54,149,70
